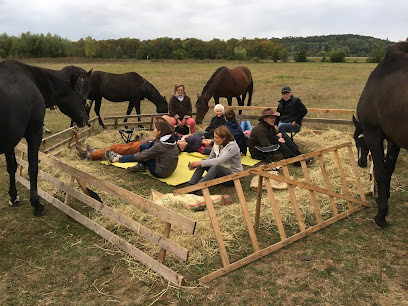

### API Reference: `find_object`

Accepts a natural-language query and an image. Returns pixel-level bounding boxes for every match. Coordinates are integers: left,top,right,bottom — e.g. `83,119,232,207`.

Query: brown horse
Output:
353,40,408,228
195,66,253,124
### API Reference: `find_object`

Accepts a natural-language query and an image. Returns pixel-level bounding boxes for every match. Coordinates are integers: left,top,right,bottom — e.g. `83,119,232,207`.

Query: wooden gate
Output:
174,142,369,284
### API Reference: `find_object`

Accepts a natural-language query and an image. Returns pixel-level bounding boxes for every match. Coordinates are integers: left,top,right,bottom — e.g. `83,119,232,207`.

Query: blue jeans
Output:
240,120,253,132
277,122,301,134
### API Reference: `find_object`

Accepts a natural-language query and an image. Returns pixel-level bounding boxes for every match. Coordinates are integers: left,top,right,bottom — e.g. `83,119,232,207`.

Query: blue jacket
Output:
225,118,247,155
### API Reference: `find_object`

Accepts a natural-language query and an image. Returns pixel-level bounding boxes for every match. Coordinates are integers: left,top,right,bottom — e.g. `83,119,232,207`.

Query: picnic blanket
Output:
101,150,261,186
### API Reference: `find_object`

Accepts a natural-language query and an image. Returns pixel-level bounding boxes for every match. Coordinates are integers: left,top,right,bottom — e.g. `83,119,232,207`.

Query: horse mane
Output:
129,72,162,97
201,66,227,94
387,41,408,57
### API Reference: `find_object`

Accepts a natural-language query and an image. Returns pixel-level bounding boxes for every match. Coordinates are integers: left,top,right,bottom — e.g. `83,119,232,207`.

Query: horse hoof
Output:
9,196,21,207
33,204,45,217
374,214,388,228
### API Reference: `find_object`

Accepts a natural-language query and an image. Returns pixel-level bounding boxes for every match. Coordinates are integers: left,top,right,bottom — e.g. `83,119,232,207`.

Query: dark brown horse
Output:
195,66,253,124
87,71,168,128
353,40,408,228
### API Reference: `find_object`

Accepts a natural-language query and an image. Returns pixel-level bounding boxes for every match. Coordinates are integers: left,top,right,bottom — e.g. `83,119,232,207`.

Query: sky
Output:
0,0,406,42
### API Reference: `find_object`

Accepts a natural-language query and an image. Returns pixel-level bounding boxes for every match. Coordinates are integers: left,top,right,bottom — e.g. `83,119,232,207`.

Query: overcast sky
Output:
0,0,406,42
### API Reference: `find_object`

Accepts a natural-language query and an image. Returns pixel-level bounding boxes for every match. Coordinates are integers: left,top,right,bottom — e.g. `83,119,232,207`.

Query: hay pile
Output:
32,126,370,282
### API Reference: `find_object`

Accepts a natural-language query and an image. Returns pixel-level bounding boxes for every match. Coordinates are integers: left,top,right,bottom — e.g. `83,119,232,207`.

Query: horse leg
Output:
94,97,105,128
134,99,144,128
384,140,400,199
365,133,388,227
5,149,20,206
236,96,243,115
124,101,134,123
26,130,45,216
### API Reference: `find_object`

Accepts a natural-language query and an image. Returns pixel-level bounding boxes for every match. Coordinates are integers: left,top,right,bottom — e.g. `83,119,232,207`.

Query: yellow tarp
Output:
101,150,260,186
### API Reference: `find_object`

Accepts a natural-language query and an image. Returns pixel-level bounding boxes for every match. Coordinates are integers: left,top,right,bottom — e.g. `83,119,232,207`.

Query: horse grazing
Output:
0,60,89,216
195,66,253,124
87,71,168,128
353,40,408,228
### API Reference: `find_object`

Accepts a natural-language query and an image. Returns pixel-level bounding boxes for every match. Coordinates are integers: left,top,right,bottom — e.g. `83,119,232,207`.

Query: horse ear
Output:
196,93,199,99
87,68,93,76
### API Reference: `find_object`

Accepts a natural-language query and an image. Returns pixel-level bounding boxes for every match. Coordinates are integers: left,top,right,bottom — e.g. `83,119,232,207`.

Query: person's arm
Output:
132,141,162,162
168,97,179,120
201,144,240,168
295,99,307,124
274,104,282,126
185,96,192,117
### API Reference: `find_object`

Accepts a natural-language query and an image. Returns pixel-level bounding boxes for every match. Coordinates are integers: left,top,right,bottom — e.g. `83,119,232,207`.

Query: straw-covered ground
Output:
31,124,370,284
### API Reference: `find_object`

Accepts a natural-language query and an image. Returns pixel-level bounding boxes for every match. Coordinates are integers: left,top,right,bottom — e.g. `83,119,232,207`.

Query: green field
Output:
0,60,407,305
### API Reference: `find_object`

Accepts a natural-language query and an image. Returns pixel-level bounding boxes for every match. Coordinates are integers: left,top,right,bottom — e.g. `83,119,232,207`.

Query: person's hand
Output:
177,119,183,127
277,133,282,137
274,125,278,132
292,121,298,126
278,137,286,143
189,160,201,169
181,118,187,125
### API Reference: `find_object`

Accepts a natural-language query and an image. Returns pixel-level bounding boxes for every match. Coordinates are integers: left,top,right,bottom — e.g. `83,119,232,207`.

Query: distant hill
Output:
278,34,395,57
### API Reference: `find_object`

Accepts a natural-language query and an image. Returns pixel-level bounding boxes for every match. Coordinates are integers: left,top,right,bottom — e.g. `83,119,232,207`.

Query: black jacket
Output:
274,96,307,125
225,118,248,155
204,115,226,139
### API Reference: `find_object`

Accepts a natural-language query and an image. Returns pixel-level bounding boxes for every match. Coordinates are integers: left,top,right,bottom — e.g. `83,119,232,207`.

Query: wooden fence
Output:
15,142,196,285
174,141,369,284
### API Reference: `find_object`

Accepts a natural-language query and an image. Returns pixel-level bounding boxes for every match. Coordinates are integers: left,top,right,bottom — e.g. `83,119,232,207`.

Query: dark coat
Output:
274,96,307,125
204,115,226,138
248,120,279,159
169,95,192,120
225,118,247,155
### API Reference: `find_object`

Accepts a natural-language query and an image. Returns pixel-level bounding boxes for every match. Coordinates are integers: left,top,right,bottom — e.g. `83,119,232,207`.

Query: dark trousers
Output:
277,133,301,159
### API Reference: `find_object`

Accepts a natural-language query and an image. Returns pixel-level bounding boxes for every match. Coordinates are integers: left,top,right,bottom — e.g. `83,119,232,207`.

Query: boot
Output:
76,145,88,159
128,163,146,172
86,144,95,153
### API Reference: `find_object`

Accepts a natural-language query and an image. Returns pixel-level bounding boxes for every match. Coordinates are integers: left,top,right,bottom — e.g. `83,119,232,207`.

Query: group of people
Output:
75,85,311,189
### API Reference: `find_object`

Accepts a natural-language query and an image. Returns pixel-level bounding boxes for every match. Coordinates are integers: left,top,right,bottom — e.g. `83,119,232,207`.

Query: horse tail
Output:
247,75,253,107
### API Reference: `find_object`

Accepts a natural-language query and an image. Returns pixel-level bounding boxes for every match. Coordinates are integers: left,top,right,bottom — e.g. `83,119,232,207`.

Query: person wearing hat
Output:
249,108,312,165
169,83,196,134
274,86,307,134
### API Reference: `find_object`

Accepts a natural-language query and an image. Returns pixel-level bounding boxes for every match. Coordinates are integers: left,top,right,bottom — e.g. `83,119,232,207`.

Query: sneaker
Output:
127,163,146,172
86,144,95,153
105,150,118,163
76,145,88,159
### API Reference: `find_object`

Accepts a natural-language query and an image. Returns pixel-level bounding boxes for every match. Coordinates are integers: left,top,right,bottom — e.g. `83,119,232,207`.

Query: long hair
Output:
224,108,235,121
154,121,173,139
214,125,234,146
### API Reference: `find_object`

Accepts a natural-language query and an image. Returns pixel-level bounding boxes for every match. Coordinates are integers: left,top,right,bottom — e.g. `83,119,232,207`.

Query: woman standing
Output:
105,121,179,178
168,83,196,133
187,126,243,186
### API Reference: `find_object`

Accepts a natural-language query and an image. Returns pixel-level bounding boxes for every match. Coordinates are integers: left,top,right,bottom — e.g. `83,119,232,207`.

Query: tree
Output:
85,36,97,58
115,45,123,59
329,49,346,62
367,48,386,63
294,49,307,62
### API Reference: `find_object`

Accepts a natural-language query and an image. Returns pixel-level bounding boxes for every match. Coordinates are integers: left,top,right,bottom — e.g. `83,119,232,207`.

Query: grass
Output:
0,59,407,305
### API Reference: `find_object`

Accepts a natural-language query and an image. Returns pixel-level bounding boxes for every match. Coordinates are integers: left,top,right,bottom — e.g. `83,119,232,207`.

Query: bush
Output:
367,48,386,63
329,50,346,62
294,50,307,62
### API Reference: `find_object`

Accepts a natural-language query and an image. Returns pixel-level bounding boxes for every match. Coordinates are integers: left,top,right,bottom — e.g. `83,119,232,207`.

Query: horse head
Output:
195,93,209,124
156,95,169,114
353,115,369,168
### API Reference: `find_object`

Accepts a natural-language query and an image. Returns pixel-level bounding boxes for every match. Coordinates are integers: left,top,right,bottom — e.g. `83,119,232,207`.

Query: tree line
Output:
0,32,395,62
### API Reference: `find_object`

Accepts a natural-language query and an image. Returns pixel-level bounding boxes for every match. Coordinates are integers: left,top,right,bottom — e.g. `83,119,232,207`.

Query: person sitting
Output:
198,104,226,139
169,83,196,134
240,119,253,134
249,108,313,166
187,126,243,187
224,108,248,155
177,134,213,153
274,86,308,134
105,121,179,178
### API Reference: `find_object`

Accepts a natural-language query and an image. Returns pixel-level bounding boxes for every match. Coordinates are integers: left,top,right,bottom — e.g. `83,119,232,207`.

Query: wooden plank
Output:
202,187,230,267
254,175,263,233
14,174,185,286
64,176,75,206
158,223,172,263
18,151,25,176
199,204,367,284
317,155,339,216
174,142,353,195
103,121,151,128
16,157,190,261
230,106,356,115
300,160,323,224
347,146,367,202
41,126,77,144
282,166,305,231
333,150,354,210
16,143,197,235
233,179,260,253
263,178,286,240
250,169,370,207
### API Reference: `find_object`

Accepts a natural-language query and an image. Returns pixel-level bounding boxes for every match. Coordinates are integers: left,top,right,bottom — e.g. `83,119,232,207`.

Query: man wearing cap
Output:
249,108,311,165
274,86,307,134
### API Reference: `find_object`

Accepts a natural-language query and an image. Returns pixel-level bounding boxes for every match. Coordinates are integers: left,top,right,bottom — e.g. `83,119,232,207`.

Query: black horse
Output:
195,66,253,124
0,60,89,216
353,40,408,228
87,71,168,128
